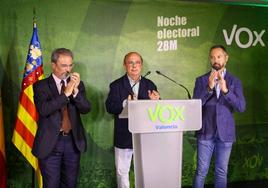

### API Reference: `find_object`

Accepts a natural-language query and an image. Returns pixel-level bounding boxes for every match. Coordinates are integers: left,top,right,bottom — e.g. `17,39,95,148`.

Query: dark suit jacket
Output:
105,74,158,149
32,75,91,159
193,71,246,142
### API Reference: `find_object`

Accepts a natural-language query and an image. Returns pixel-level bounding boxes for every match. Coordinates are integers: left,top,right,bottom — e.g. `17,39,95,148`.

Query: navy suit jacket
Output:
105,74,158,149
193,71,245,142
32,75,91,159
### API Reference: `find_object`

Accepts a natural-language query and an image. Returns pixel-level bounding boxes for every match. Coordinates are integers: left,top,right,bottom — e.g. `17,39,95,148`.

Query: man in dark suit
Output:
193,45,246,188
32,48,91,188
105,52,160,188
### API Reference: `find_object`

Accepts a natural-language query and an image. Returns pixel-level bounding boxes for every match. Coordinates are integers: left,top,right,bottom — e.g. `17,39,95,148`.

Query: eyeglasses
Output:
57,63,74,68
126,61,142,66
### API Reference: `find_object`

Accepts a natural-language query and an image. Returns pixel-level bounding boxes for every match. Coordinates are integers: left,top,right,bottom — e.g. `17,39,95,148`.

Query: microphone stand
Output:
156,70,191,99
131,71,151,99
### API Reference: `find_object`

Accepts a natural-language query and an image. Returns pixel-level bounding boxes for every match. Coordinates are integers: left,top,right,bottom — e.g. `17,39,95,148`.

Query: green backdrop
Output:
1,0,268,187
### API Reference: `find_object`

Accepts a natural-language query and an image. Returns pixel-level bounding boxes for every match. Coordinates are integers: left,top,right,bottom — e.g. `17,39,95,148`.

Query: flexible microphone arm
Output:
131,71,151,91
156,70,191,99
130,71,151,99
144,70,151,78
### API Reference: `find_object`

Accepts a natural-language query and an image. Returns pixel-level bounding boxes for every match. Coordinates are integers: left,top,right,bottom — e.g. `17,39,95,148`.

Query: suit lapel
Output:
138,78,147,99
204,72,210,82
224,71,234,92
47,75,60,97
225,71,232,85
122,74,133,95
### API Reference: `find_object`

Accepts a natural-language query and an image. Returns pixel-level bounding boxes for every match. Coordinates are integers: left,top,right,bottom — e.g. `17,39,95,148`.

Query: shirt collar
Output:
127,74,141,86
211,68,226,77
52,73,67,85
221,68,226,77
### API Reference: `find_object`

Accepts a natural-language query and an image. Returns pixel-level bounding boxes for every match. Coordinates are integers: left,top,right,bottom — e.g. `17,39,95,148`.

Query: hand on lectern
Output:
128,94,137,100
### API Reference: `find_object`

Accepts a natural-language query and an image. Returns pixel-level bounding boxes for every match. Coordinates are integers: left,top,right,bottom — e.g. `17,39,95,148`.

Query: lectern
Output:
127,100,201,188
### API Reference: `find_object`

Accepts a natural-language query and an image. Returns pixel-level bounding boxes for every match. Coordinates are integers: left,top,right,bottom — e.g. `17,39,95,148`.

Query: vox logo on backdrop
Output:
223,24,266,48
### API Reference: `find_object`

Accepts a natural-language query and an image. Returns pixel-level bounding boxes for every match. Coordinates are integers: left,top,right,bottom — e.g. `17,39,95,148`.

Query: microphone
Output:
143,71,151,78
156,70,191,99
130,71,151,99
131,71,151,90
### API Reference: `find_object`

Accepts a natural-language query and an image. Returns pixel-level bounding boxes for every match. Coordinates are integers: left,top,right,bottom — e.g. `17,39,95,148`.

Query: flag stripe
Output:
14,117,35,148
23,85,35,104
12,130,43,188
36,167,43,188
12,131,38,169
19,89,38,122
16,103,37,136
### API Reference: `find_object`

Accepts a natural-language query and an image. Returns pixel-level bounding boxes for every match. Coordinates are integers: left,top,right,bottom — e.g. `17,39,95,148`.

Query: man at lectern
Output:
193,45,246,188
105,52,160,188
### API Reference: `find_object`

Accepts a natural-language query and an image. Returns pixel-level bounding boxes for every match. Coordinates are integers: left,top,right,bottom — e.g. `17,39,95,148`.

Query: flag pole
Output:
33,7,37,28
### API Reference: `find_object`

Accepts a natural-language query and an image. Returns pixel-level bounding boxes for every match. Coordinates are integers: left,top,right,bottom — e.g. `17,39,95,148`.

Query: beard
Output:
212,63,223,71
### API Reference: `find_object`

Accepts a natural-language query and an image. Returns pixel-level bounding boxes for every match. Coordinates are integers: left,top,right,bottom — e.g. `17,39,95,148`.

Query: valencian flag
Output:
12,20,43,187
0,91,7,188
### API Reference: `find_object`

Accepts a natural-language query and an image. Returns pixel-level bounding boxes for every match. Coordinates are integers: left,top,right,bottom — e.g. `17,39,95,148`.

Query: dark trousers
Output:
39,133,81,188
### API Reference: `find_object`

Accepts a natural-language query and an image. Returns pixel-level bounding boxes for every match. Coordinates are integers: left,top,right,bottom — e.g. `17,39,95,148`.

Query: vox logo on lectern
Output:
147,103,185,124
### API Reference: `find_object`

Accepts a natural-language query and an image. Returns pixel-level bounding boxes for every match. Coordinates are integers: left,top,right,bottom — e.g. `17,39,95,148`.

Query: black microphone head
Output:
144,71,151,77
156,70,161,75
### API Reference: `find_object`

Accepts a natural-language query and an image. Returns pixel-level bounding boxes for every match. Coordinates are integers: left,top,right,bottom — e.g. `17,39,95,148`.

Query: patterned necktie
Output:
61,80,71,133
